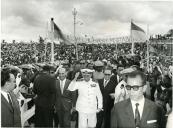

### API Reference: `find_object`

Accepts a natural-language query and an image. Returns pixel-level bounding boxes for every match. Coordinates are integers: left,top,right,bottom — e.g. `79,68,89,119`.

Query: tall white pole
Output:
131,19,134,55
44,21,48,62
147,24,150,71
51,18,54,64
72,8,78,60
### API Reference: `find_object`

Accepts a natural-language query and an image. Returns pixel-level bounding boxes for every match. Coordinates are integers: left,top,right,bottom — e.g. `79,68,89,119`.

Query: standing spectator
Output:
93,60,104,80
1,68,21,127
33,65,57,127
54,68,77,128
68,68,103,128
166,111,173,128
150,66,161,101
96,68,116,128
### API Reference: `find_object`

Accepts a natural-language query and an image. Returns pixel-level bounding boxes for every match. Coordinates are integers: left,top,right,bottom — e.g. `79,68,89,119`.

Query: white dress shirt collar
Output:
59,78,66,94
117,75,120,82
0,90,9,103
104,79,109,86
131,96,145,119
60,78,66,83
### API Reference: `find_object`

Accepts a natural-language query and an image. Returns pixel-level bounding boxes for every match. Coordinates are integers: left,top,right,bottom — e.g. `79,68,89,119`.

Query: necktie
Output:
104,80,108,87
7,93,13,109
135,103,140,128
60,81,64,94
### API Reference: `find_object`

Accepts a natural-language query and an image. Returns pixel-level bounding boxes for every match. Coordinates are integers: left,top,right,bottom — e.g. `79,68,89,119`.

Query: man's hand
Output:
71,106,76,113
109,93,115,99
74,72,80,80
96,108,103,113
55,65,63,74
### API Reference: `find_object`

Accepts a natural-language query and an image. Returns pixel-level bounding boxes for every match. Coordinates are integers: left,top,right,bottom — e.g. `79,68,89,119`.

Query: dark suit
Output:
54,79,77,128
96,78,117,128
33,72,57,127
1,92,21,127
111,98,164,128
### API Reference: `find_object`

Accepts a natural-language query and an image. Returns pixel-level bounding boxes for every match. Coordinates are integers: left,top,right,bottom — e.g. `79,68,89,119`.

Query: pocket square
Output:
147,120,157,124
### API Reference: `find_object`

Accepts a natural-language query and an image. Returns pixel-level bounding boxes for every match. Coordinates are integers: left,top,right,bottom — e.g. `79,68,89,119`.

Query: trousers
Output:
78,112,97,128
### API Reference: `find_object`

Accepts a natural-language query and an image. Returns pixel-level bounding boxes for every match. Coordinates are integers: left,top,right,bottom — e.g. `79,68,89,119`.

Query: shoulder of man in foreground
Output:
114,98,130,108
145,98,164,111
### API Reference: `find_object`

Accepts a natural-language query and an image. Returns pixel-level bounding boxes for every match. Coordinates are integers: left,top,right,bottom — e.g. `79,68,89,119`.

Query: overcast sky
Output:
1,0,173,42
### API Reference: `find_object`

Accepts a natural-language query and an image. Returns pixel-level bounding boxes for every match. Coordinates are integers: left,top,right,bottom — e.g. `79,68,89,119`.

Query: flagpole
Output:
44,21,48,62
51,18,55,64
131,19,134,55
72,8,78,60
147,24,150,71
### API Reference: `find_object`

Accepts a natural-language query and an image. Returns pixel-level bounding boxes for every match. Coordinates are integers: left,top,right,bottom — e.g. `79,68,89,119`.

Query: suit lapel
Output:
1,94,13,112
104,80,111,89
125,99,135,127
63,79,69,93
10,92,21,115
141,99,151,125
57,80,62,94
99,79,104,92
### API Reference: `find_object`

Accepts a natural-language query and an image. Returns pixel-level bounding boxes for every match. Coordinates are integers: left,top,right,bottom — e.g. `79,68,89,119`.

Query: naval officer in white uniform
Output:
68,68,103,128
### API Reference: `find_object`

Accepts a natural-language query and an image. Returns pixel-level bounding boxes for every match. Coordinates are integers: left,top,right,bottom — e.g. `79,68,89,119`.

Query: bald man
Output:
54,68,77,128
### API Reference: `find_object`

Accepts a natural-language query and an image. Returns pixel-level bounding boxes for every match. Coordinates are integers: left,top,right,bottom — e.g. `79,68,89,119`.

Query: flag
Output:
131,22,148,42
48,18,72,45
53,22,65,42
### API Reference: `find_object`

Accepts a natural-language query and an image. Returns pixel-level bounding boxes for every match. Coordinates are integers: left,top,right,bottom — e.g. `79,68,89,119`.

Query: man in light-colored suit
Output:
111,70,164,128
1,68,21,127
54,67,77,128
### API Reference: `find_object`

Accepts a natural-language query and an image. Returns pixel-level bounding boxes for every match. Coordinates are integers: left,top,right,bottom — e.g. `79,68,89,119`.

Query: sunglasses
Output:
82,72,92,74
104,74,111,76
126,85,144,91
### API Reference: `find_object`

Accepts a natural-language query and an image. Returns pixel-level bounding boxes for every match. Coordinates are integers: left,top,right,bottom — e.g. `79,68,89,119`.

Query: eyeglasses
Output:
125,85,144,91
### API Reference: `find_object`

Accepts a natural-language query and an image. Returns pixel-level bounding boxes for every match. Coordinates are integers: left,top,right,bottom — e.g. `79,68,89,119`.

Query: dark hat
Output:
42,65,51,71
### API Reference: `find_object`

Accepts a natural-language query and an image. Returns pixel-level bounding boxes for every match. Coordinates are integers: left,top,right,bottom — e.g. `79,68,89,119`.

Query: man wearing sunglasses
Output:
111,70,164,128
96,69,116,128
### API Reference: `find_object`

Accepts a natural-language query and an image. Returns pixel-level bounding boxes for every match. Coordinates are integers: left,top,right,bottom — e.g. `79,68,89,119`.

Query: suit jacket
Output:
1,92,21,127
98,79,116,111
111,98,164,128
110,74,118,86
55,79,77,111
33,73,57,109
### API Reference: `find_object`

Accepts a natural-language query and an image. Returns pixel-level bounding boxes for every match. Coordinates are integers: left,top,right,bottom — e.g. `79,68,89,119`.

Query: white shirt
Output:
103,79,109,87
0,90,10,103
59,78,66,94
68,79,103,113
117,75,120,83
114,80,128,104
131,96,145,119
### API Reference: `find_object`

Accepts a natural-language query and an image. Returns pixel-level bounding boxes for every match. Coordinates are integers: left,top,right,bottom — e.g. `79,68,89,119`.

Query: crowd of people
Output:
1,49,173,128
1,37,173,128
1,38,172,66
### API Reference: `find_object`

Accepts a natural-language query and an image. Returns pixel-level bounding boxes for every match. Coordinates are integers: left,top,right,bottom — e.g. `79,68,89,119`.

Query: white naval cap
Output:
81,68,94,73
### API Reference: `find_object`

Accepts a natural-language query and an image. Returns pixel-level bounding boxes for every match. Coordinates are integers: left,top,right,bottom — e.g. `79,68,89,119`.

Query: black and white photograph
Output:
1,0,173,128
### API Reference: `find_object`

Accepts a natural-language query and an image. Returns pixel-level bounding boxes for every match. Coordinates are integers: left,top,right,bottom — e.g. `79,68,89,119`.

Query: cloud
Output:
1,0,173,42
